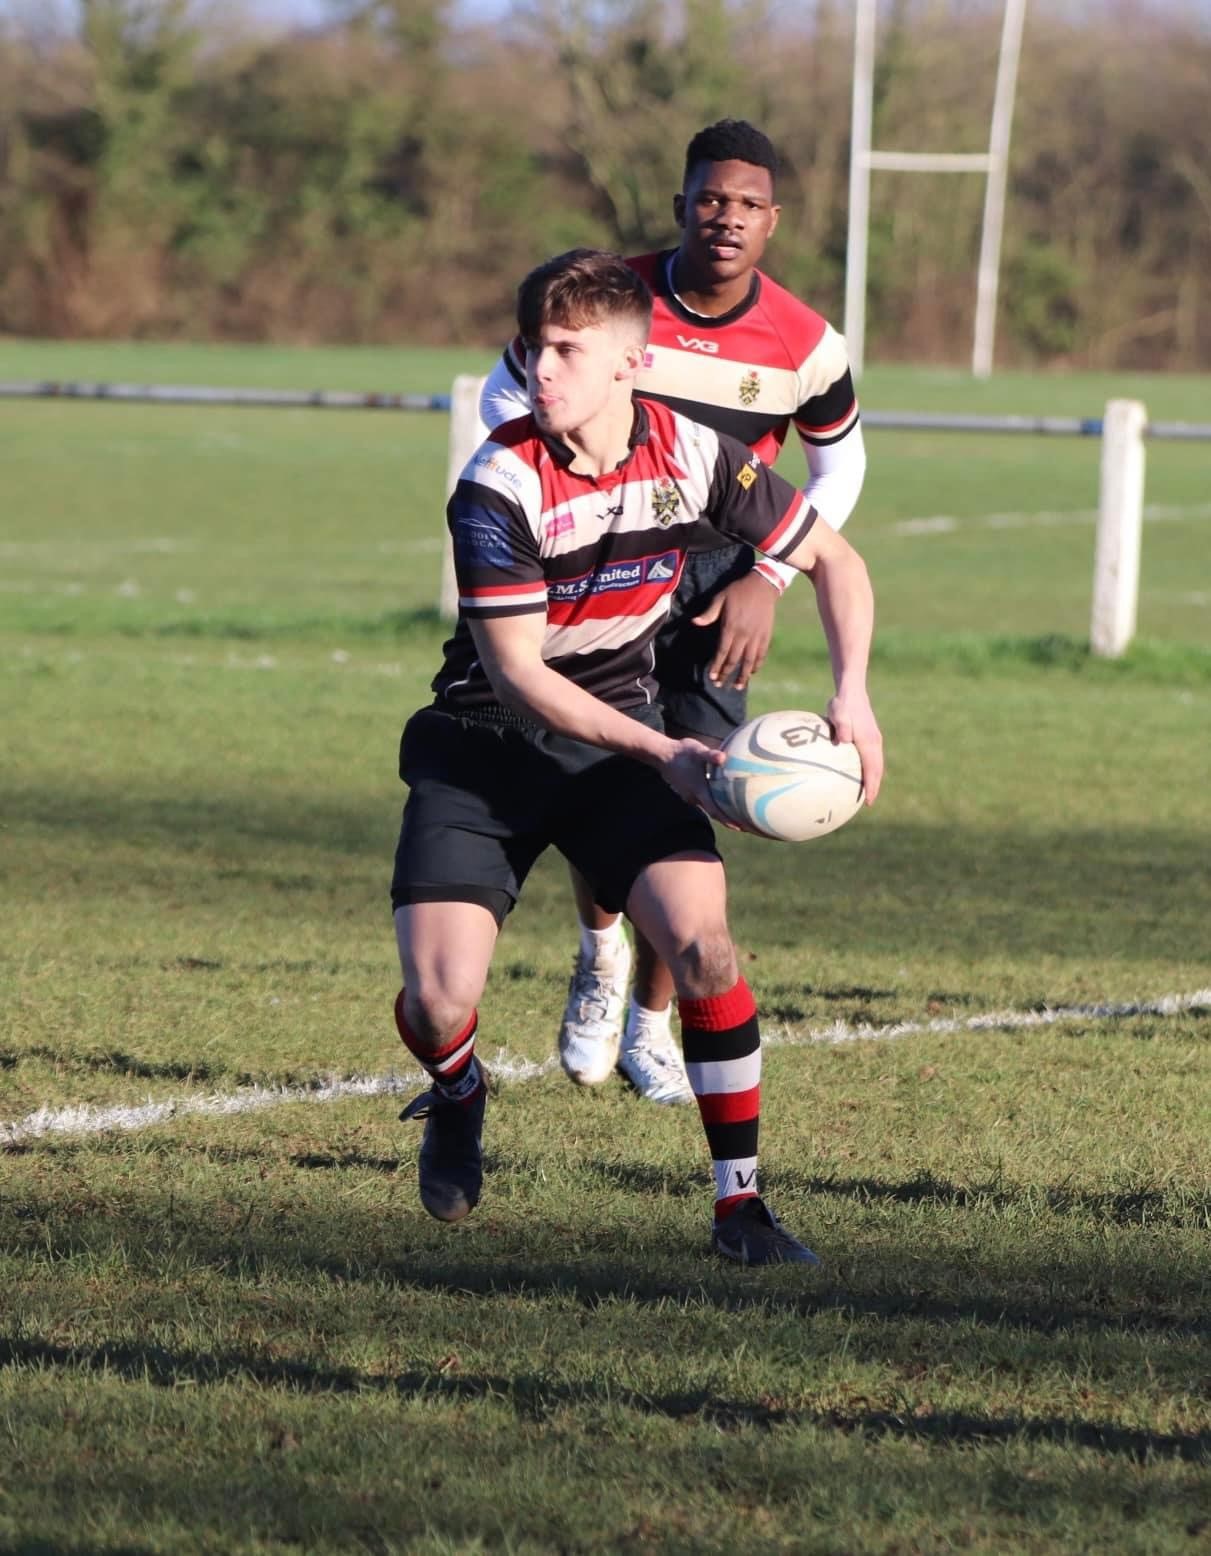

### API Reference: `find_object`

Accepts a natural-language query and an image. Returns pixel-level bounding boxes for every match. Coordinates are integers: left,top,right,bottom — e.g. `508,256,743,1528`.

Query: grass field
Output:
1,341,1209,1554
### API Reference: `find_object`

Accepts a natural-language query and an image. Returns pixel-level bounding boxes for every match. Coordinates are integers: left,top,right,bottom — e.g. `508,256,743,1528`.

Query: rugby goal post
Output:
441,380,1148,660
845,0,1028,380
1090,399,1147,658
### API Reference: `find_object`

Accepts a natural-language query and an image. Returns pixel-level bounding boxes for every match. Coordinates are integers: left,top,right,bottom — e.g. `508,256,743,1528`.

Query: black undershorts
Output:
654,543,756,741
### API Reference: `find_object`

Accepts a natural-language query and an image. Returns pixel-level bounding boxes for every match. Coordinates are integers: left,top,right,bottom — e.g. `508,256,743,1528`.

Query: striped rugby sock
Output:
394,992,482,1105
678,977,761,1221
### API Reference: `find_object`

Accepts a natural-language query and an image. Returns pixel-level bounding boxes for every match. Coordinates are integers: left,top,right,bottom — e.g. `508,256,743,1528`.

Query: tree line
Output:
0,0,1208,369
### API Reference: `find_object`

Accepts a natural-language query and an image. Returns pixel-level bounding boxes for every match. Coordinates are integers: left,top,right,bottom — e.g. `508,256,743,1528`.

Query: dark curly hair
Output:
683,119,779,187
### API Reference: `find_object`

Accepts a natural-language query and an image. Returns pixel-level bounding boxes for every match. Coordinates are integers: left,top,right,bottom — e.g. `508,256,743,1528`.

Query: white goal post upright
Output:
843,0,877,386
845,0,1028,379
1090,399,1147,659
973,0,1028,378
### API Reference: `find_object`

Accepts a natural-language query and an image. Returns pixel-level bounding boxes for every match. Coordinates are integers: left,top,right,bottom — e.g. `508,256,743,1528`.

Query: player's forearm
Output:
488,658,676,765
805,546,875,695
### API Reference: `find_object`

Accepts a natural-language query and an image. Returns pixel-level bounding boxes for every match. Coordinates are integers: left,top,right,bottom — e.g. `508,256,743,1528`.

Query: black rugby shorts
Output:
390,704,718,924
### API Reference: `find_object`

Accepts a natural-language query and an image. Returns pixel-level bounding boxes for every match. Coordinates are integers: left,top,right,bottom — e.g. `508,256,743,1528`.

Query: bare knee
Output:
626,858,737,999
394,902,494,1050
400,981,477,1049
666,927,738,1000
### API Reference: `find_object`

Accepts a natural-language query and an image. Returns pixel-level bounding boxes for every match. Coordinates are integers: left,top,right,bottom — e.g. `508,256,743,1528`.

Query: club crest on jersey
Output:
738,370,761,406
651,478,681,527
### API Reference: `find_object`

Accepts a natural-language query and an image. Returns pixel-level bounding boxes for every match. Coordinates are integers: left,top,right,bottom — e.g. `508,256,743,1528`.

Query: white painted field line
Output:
763,987,1211,1048
3,991,1208,1148
0,1054,561,1148
891,501,1211,536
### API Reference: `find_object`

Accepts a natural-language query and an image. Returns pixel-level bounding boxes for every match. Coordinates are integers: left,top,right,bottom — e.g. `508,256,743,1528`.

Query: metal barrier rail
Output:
863,411,1211,440
0,380,451,412
3,380,1208,442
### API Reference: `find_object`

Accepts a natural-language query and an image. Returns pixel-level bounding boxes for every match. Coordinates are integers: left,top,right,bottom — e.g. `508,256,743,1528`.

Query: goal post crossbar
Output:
860,152,994,173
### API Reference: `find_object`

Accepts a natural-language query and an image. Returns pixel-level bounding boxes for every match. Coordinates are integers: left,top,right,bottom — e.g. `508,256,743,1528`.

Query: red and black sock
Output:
678,978,761,1221
394,991,482,1105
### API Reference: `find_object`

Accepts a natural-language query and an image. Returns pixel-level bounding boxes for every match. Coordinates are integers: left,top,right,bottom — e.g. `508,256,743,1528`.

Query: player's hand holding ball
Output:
825,687,883,805
658,739,739,826
706,708,880,842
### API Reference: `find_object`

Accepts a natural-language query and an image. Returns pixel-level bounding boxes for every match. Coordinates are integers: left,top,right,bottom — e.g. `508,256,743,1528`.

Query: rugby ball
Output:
707,710,865,842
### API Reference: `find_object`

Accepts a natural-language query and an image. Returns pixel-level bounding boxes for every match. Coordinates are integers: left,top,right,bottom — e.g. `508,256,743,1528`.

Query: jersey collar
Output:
658,249,762,328
539,400,651,472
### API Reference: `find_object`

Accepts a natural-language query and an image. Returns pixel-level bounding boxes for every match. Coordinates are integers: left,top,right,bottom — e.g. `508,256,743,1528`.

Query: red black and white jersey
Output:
433,399,817,712
492,250,859,465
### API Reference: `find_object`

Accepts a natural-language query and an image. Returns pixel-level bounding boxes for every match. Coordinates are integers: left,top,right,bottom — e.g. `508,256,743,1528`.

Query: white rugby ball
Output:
707,709,865,842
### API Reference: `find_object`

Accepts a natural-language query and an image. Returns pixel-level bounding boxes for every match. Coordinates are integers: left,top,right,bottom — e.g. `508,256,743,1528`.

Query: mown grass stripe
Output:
9,622,1211,683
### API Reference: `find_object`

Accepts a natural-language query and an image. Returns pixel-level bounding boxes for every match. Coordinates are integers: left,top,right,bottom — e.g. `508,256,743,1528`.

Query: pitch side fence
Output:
5,374,1209,657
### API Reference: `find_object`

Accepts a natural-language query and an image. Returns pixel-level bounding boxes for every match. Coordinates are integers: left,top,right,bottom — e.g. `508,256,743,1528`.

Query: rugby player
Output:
390,247,882,1265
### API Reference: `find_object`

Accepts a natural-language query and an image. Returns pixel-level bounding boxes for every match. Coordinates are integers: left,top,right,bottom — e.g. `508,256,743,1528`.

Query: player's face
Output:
674,159,780,286
525,319,643,439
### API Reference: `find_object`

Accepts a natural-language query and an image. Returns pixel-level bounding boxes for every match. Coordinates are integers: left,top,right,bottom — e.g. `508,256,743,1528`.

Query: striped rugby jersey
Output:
432,398,817,712
497,250,859,464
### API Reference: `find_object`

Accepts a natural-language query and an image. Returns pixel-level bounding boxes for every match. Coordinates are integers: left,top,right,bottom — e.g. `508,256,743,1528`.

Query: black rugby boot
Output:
711,1197,820,1266
399,1072,486,1223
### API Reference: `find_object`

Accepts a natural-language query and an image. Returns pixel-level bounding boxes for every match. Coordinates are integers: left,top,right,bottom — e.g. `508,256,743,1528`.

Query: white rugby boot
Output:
558,931,632,1086
617,1002,693,1106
